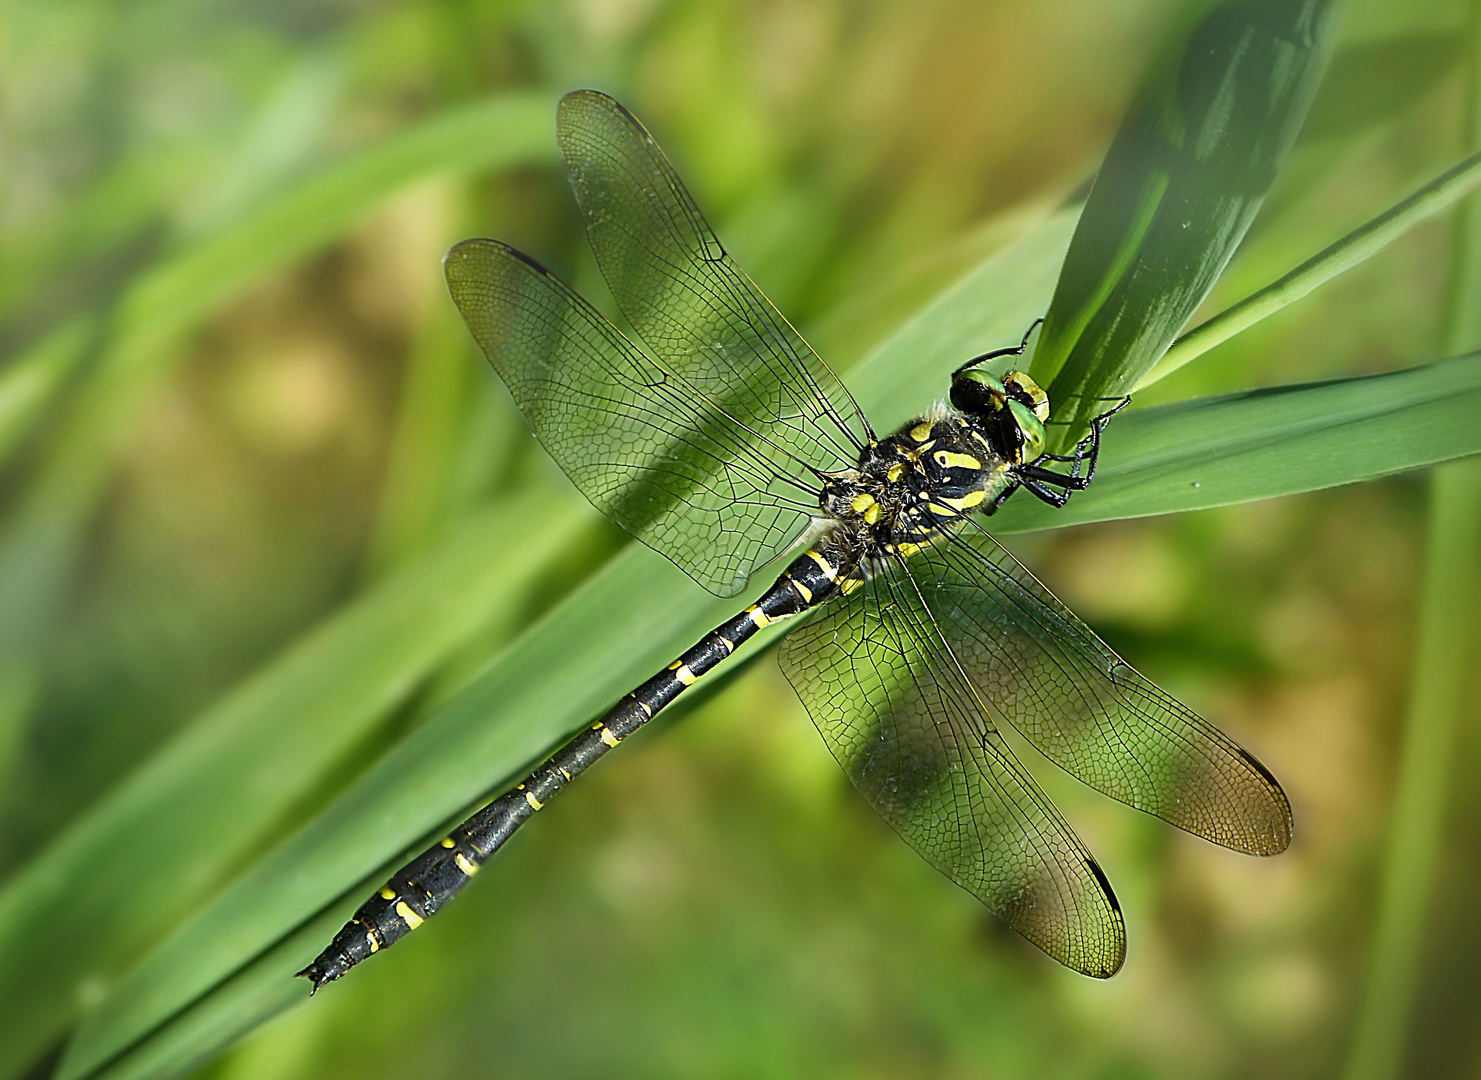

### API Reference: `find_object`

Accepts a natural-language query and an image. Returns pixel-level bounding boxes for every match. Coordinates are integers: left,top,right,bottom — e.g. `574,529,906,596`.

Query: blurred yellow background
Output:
3,0,1479,1077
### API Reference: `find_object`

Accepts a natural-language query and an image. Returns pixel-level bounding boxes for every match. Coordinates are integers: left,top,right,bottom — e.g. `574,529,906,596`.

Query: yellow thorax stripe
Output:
934,450,981,471
939,490,987,511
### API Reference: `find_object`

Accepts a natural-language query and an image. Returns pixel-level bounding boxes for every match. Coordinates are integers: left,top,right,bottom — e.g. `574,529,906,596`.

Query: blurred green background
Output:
3,0,1481,1077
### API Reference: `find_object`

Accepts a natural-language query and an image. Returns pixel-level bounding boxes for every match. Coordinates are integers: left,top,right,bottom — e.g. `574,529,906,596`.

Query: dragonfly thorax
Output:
820,411,1015,558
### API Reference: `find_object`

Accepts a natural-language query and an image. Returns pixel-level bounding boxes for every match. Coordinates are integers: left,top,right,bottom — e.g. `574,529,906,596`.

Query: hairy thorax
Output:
818,411,1014,570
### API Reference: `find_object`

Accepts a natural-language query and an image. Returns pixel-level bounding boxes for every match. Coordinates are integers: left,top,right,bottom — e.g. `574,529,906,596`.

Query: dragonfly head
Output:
950,368,1050,465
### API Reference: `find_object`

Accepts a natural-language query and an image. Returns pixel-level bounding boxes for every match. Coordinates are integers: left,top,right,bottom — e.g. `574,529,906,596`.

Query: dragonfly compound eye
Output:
950,369,1007,418
1006,399,1046,460
1003,370,1050,422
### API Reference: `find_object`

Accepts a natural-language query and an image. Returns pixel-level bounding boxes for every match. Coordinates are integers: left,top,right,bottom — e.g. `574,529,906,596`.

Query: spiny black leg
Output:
1072,395,1130,482
1024,433,1099,488
1031,395,1129,487
1017,463,1091,490
1020,477,1071,507
954,318,1044,376
1085,394,1132,437
1003,394,1130,511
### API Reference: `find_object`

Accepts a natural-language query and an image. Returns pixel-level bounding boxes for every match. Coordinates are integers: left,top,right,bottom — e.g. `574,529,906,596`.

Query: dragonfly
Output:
299,89,1291,989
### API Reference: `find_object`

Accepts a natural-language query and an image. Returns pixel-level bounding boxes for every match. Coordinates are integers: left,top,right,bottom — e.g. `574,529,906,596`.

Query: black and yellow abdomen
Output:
298,539,853,991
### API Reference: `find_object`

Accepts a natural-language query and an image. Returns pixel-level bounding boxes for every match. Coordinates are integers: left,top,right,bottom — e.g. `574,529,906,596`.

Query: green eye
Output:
959,370,1007,398
1007,399,1045,458
1003,370,1050,421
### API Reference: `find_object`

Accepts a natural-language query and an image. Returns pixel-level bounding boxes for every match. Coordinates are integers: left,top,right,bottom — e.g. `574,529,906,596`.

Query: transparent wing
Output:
556,89,871,474
780,557,1126,977
919,521,1293,855
445,239,825,596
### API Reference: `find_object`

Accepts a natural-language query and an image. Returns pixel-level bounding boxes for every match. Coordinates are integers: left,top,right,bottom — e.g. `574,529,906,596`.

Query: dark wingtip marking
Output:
498,243,558,277
1084,856,1127,979
1085,855,1121,916
1092,959,1122,980
1236,746,1295,856
443,238,547,274
557,89,634,155
1237,744,1284,790
557,88,638,127
609,96,648,131
558,89,669,170
444,240,568,301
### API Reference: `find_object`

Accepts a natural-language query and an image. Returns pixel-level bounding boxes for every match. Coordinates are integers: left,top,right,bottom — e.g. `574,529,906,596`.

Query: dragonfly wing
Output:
920,521,1293,855
446,240,820,596
556,89,871,475
779,556,1126,978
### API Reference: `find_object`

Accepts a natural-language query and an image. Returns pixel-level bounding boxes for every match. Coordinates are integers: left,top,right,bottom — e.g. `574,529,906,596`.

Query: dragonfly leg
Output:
1019,476,1072,507
1028,395,1129,488
1002,395,1130,510
1017,462,1091,491
981,479,1022,516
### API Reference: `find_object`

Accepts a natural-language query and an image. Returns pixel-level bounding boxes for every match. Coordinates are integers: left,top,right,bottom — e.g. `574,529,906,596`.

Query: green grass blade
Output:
1340,11,1481,1074
80,910,350,1080
366,288,483,575
849,208,1079,433
52,203,1080,1080
1446,132,1481,352
1339,459,1481,1080
1032,0,1335,447
991,354,1481,534
0,93,555,663
0,319,94,467
1142,150,1481,389
0,493,582,1080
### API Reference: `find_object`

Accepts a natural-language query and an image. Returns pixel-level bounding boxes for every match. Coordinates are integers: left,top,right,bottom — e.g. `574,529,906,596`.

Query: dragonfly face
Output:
950,367,1050,465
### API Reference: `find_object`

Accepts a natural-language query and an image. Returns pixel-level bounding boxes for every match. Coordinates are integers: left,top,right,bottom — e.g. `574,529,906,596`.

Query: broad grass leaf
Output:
1032,0,1336,447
